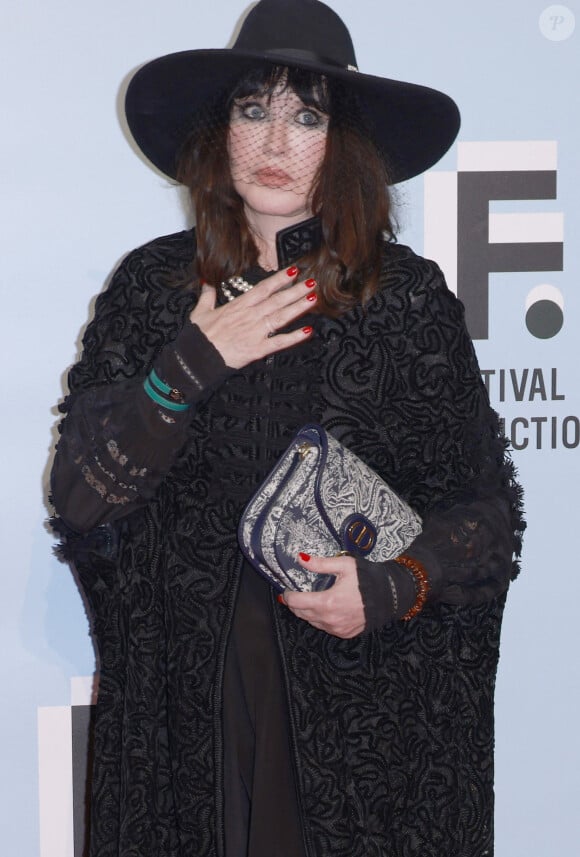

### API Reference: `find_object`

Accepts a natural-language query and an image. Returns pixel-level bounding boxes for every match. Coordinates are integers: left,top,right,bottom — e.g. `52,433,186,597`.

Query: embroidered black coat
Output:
52,229,523,857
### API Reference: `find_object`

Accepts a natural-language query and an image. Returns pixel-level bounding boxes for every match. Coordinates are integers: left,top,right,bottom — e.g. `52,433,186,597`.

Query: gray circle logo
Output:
539,5,576,40
525,284,564,338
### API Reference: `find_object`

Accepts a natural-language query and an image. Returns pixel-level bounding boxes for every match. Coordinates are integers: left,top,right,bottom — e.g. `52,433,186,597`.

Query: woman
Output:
51,1,524,855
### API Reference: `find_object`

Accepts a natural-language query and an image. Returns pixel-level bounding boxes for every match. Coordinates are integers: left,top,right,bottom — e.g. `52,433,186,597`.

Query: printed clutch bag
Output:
238,424,422,592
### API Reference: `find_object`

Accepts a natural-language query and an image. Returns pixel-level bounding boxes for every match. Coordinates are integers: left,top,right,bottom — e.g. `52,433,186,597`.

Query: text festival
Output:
481,367,577,450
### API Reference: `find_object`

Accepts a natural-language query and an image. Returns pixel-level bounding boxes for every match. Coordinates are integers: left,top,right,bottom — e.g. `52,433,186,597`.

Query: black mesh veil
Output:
175,64,396,310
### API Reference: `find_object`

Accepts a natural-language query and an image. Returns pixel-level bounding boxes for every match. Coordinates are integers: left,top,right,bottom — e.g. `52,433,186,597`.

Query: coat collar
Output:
275,215,322,268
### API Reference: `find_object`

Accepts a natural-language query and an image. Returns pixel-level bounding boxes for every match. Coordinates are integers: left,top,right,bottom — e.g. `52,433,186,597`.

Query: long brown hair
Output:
177,66,396,315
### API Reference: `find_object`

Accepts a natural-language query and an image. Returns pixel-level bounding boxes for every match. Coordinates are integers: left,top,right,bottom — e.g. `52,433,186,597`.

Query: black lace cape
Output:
53,230,524,857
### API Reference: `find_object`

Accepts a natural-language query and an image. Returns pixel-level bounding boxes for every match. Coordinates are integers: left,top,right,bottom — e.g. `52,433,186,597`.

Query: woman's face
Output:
228,81,329,223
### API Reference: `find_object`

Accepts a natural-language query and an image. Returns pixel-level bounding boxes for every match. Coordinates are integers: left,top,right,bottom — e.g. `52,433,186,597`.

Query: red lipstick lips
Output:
255,167,292,187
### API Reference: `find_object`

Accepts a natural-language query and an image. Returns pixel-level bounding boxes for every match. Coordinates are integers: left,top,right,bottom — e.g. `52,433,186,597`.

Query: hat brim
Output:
125,49,460,184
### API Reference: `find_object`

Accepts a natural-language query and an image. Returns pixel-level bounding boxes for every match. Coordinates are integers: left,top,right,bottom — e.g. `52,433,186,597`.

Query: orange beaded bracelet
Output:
393,554,430,621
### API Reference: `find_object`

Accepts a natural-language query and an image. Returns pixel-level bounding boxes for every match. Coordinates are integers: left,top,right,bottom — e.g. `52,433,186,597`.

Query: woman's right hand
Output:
188,267,317,369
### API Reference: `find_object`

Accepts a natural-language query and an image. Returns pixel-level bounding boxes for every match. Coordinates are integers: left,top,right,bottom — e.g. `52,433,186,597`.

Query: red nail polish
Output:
286,265,299,277
277,593,285,604
199,278,206,286
305,278,317,288
299,552,311,562
302,326,313,336
306,293,317,303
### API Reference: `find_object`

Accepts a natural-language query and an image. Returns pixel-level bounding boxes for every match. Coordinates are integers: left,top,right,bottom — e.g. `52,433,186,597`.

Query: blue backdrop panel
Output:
1,2,577,855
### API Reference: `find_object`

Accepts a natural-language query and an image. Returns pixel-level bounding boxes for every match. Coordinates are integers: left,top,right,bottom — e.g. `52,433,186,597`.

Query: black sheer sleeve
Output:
50,233,231,534
51,322,231,533
353,252,525,628
356,494,517,630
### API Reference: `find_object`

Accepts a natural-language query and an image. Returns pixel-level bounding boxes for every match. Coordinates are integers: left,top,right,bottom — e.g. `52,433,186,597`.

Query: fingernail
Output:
199,279,206,286
305,278,317,288
277,593,285,604
302,326,313,336
298,552,311,562
306,293,317,303
286,265,299,277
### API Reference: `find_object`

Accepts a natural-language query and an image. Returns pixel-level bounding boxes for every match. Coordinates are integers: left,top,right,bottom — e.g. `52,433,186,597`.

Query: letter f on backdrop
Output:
424,142,564,339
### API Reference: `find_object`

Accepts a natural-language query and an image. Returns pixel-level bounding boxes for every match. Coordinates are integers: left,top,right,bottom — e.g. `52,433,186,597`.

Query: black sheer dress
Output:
50,225,523,857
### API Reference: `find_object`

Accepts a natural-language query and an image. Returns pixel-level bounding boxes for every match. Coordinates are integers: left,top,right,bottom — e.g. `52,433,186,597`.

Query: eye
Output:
234,100,267,121
295,108,327,128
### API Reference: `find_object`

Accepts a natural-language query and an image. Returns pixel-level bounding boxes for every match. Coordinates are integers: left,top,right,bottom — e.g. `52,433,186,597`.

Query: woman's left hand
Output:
281,554,365,639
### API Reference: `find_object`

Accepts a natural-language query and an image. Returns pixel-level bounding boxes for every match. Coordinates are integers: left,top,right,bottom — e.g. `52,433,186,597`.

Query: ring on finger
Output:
264,316,277,339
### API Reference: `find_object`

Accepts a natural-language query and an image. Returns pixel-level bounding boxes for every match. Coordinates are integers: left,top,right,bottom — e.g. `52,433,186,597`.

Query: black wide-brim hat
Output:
125,0,460,184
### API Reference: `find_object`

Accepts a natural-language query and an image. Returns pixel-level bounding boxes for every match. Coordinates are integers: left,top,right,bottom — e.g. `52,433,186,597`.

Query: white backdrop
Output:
1,2,578,855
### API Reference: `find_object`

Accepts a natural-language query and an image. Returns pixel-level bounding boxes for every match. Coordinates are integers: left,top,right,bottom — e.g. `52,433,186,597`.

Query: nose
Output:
264,115,288,155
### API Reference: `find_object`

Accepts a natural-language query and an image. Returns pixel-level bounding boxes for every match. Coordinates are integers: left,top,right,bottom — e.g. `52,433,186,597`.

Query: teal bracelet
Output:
143,376,190,412
149,367,174,396
147,367,188,407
